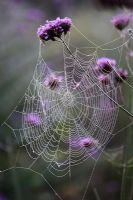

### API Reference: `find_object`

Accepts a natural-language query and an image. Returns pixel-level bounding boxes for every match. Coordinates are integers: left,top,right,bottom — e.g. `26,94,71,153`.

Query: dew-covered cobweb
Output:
1,23,133,200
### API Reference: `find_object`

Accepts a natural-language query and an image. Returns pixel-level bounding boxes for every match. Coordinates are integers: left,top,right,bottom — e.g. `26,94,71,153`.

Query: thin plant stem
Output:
121,80,133,200
129,178,133,200
120,135,128,200
93,188,101,200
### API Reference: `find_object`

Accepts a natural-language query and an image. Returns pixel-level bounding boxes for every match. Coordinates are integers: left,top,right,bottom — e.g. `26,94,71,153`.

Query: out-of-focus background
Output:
0,0,133,200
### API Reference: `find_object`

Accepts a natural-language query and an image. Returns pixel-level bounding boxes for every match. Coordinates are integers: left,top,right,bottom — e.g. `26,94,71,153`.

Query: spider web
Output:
1,24,133,200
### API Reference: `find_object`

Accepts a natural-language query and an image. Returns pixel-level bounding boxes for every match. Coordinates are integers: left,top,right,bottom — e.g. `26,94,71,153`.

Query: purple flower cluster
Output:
96,57,116,85
115,68,128,83
37,17,72,42
96,57,116,74
96,57,128,85
111,13,131,31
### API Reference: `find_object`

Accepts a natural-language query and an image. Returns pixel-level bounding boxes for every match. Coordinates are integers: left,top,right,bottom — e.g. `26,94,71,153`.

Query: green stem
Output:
120,135,128,200
93,188,101,200
129,178,133,200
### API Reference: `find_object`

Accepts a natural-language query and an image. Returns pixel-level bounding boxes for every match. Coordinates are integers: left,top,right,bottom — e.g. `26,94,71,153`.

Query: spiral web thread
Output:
1,25,133,199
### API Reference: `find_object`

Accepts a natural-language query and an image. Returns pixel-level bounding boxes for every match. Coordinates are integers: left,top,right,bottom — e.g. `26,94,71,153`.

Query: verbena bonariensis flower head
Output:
115,68,128,83
25,113,42,126
98,74,110,85
111,13,131,31
37,17,72,42
96,57,116,74
44,74,64,90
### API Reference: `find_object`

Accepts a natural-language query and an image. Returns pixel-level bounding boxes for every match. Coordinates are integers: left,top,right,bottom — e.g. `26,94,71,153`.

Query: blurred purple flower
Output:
0,193,7,200
98,74,110,85
37,17,72,42
111,13,131,31
71,136,98,149
98,0,133,8
79,137,98,148
44,74,64,90
96,57,116,74
71,135,100,160
70,135,102,160
25,113,42,126
26,8,44,22
115,68,128,83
